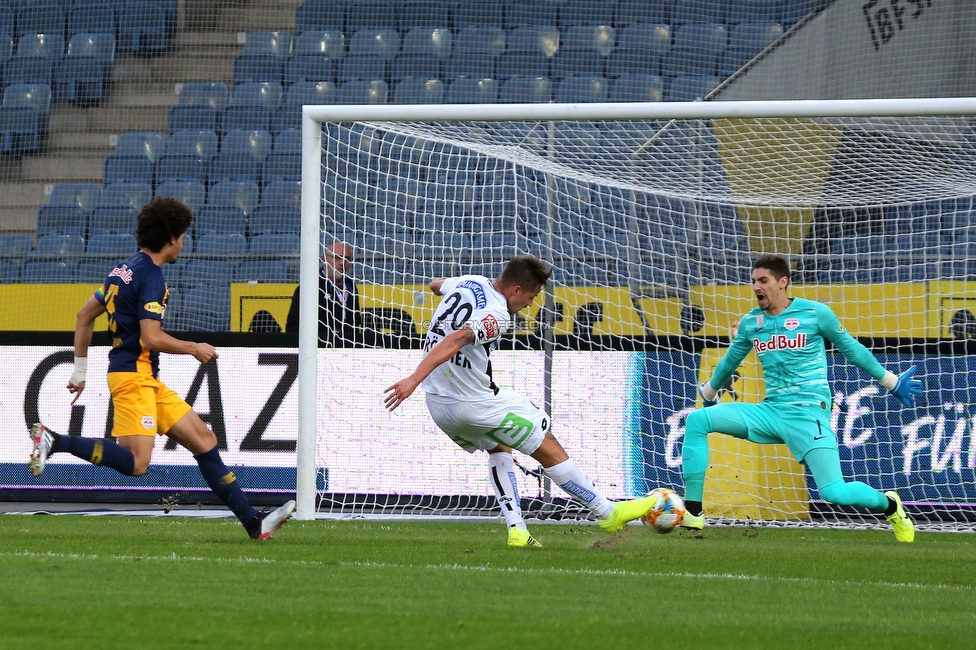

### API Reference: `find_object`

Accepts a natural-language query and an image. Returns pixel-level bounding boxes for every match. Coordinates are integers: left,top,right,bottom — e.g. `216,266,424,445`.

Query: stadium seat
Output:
179,81,230,111
89,205,137,235
261,180,301,209
665,23,727,77
454,26,506,56
453,0,503,29
197,233,247,256
284,54,336,85
87,233,138,255
338,54,388,83
100,182,152,211
0,10,12,41
233,81,283,108
618,22,671,56
402,27,453,59
179,285,231,331
0,233,32,254
346,0,397,32
393,77,445,104
209,152,259,186
508,26,560,56
208,180,259,217
37,205,86,238
223,129,271,161
557,0,614,28
3,56,53,87
167,129,218,159
235,258,299,284
295,0,345,32
16,4,64,37
49,183,101,213
16,33,64,60
3,82,51,127
720,21,783,75
194,205,246,237
67,33,116,80
250,204,300,235
250,232,300,256
348,29,401,58
55,55,103,105
167,105,218,134
271,104,302,133
563,25,616,55
446,77,499,103
392,53,441,82
68,3,116,37
781,0,820,27
261,153,302,183
118,1,167,55
667,74,720,101
272,128,301,152
21,258,75,284
499,76,552,103
445,50,496,81
552,49,605,80
398,0,450,31
286,80,336,106
103,153,154,185
115,131,167,164
336,79,389,104
222,104,271,134
244,30,294,59
232,54,283,86
609,73,664,102
497,51,550,81
155,180,205,212
727,0,781,24
35,233,85,255
295,30,345,58
0,105,39,154
554,75,608,102
155,153,208,185
670,0,724,25
504,0,558,29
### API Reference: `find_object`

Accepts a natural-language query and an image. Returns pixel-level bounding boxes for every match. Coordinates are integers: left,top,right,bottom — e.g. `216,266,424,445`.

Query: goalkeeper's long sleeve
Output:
815,302,887,381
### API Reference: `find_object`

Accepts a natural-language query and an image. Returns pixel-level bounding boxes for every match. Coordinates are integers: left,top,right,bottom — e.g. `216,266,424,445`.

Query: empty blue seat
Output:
0,232,32,253
563,24,616,55
101,182,152,211
261,180,301,209
393,78,445,104
665,23,727,76
392,52,441,82
233,81,283,108
402,27,453,59
272,128,301,152
497,51,549,80
446,77,498,103
781,0,820,26
75,257,115,282
338,53,387,83
727,0,781,24
614,0,668,25
557,0,614,28
286,80,336,105
209,152,259,186
336,79,389,104
445,50,496,80
250,232,300,256
507,25,560,55
167,129,218,159
346,1,396,32
118,1,167,55
272,104,302,133
244,30,293,59
3,82,51,133
68,3,116,37
295,30,345,58
115,131,167,163
261,153,302,183
399,1,450,30
4,56,53,87
103,154,153,184
499,76,552,103
504,0,557,29
235,258,299,283
22,258,75,283
17,33,64,60
554,75,608,102
0,10,12,42
348,28,401,58
35,233,85,255
89,205,137,235
167,105,217,134
195,205,246,237
284,53,336,85
56,56,103,105
670,0,724,25
619,22,671,56
179,81,229,111
453,1,503,29
222,104,271,133
67,33,116,78
87,233,137,255
155,180,205,212
179,285,231,331
720,21,783,75
223,129,271,161
552,49,605,79
37,205,86,237
250,204,300,235
156,154,207,185
49,182,101,213
454,26,506,55
208,180,259,217
667,74,720,101
196,232,247,255
295,0,346,32
232,53,283,86
609,73,664,101
16,4,64,37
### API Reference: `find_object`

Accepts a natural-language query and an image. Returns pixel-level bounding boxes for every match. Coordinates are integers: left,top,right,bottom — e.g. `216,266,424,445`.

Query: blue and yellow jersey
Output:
710,297,887,408
94,250,169,376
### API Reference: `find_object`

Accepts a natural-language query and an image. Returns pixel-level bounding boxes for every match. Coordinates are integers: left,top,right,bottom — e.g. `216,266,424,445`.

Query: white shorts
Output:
425,388,549,455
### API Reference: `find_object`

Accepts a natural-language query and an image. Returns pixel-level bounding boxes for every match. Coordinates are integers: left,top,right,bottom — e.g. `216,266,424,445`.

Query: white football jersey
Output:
421,275,513,400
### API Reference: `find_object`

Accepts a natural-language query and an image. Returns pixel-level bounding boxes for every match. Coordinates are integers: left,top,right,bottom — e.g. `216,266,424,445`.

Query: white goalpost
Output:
296,98,976,528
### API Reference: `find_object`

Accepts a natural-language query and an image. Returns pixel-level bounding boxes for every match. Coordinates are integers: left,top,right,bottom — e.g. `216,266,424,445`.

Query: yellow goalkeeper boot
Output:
884,491,915,543
507,526,542,548
598,496,657,533
680,512,705,530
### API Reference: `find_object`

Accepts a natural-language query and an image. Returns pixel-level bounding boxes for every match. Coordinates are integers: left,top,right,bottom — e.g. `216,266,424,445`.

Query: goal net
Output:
299,100,976,531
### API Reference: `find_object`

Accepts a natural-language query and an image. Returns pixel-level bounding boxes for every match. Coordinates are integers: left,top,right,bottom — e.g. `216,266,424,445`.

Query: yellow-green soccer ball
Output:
641,487,686,534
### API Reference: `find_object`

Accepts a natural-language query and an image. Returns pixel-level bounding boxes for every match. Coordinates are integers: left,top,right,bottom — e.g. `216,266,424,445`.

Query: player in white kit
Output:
384,256,657,546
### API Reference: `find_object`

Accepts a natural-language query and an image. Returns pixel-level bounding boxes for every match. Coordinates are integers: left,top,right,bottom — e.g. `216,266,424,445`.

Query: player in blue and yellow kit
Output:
29,197,295,539
681,254,922,542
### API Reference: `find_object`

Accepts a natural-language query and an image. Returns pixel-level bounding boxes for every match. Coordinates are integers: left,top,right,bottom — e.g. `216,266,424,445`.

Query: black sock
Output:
194,445,259,525
55,434,136,476
686,500,703,517
884,496,898,517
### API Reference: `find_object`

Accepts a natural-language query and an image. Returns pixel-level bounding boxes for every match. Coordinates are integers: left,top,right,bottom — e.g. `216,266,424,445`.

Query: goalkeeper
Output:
682,254,922,542
385,256,658,547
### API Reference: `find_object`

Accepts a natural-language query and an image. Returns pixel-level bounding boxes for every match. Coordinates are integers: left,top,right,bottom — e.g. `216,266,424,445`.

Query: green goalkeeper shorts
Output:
706,400,837,463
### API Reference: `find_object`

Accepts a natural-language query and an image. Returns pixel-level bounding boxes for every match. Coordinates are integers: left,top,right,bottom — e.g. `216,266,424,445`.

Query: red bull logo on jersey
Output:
109,265,133,284
753,333,807,353
785,317,800,331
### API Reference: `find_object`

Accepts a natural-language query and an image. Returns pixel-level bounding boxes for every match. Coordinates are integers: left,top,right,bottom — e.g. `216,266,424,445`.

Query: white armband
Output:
69,356,88,385
700,382,719,401
879,371,898,391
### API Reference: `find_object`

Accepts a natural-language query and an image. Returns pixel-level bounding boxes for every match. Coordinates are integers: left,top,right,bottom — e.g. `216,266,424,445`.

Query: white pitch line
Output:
3,550,970,593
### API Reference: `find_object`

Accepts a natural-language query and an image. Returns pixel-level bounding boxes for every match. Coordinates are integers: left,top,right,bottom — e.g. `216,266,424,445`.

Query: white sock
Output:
544,459,614,519
489,452,525,530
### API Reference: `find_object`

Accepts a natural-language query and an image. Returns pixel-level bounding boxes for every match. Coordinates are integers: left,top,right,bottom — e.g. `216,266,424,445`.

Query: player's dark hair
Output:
753,254,791,284
136,197,193,252
498,255,552,291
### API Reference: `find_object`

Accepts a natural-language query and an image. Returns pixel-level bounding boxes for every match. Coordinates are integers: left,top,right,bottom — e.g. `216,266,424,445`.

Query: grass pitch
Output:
2,515,974,650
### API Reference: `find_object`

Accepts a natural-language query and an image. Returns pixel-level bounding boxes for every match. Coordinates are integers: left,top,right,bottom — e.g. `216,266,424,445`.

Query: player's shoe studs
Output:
29,423,54,477
250,500,297,540
680,512,705,530
884,491,915,543
507,526,542,548
598,496,656,533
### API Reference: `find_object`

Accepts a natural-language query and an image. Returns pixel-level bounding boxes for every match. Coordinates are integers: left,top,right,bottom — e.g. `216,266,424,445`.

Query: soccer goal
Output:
296,99,976,531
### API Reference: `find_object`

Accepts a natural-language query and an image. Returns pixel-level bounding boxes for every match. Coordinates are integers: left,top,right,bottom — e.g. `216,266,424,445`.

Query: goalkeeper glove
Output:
698,382,718,408
888,365,923,407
